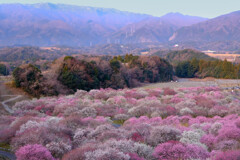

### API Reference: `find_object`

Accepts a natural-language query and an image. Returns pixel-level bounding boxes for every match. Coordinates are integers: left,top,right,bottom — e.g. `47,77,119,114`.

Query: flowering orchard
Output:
0,87,240,160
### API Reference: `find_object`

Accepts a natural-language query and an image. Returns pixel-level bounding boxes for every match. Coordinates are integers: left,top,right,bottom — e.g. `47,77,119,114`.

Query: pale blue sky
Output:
1,0,240,18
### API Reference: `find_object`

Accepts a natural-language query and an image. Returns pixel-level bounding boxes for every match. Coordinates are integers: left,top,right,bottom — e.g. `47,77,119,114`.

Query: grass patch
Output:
0,143,11,150
112,119,125,125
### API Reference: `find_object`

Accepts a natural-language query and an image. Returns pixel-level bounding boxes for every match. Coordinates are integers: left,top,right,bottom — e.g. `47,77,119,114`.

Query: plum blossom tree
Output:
153,141,209,160
148,126,181,146
16,144,55,160
85,148,130,160
46,141,71,158
214,150,240,160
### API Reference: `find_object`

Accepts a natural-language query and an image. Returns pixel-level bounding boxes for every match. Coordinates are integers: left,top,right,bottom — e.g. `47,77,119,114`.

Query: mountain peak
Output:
160,12,208,27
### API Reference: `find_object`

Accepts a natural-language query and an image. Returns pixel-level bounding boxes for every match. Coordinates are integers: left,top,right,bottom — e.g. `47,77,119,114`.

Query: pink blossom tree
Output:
16,144,55,160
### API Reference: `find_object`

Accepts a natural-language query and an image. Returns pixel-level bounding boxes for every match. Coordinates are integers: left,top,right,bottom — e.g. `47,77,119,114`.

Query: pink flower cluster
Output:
12,87,240,118
0,86,239,159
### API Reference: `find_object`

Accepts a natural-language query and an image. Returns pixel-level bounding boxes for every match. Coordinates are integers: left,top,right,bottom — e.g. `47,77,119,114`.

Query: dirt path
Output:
0,82,18,114
1,95,22,114
0,78,30,115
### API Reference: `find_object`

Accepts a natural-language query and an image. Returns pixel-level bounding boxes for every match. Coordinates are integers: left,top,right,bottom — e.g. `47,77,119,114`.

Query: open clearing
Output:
206,53,240,62
141,78,240,89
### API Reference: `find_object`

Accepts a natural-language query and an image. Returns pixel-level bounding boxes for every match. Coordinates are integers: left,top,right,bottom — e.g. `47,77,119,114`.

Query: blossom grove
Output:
0,86,240,159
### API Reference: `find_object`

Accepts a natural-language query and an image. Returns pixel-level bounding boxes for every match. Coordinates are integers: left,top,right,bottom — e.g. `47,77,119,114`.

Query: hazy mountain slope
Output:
170,11,240,42
0,3,150,47
109,17,178,44
109,13,207,44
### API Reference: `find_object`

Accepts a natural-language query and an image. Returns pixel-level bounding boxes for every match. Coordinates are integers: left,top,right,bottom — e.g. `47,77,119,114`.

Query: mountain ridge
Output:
170,10,240,42
0,3,208,47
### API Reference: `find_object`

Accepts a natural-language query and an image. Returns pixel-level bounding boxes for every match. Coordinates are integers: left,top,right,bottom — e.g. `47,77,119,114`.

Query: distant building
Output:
174,44,179,47
202,50,216,54
141,51,149,55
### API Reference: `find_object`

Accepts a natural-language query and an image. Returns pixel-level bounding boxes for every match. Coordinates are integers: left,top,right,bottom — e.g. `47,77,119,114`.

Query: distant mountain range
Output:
0,3,240,51
0,3,206,47
0,3,149,46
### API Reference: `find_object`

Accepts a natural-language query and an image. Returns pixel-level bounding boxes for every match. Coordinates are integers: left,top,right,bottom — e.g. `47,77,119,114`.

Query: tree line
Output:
13,55,173,97
176,58,240,79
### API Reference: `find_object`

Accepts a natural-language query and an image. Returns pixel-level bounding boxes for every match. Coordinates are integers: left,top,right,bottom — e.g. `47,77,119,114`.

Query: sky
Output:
0,0,240,18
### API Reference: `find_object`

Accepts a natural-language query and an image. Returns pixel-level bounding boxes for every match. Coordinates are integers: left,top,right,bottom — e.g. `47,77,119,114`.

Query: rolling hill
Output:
163,49,216,65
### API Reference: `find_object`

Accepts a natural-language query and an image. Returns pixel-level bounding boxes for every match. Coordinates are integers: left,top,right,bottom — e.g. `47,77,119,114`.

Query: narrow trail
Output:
0,80,29,114
1,95,22,114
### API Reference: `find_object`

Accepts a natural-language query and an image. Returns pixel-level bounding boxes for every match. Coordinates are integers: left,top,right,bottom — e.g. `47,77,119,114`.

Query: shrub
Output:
62,143,96,160
216,126,240,142
200,134,215,151
210,122,222,136
214,140,240,151
16,144,55,160
13,64,44,96
128,153,145,160
214,150,240,160
163,88,176,95
73,128,92,147
16,120,44,135
153,142,209,160
79,107,97,118
0,63,9,75
133,143,153,159
180,130,205,147
88,124,114,139
46,141,71,158
85,148,130,160
101,139,135,154
148,126,181,146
